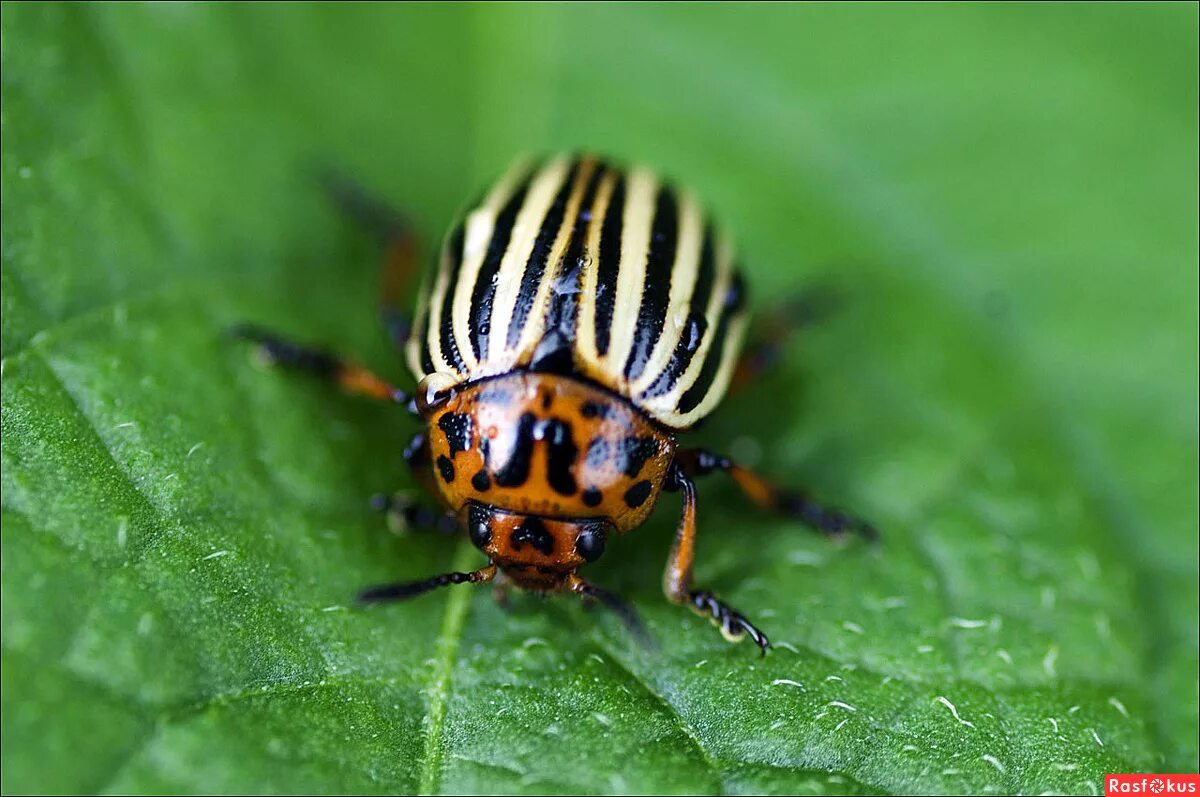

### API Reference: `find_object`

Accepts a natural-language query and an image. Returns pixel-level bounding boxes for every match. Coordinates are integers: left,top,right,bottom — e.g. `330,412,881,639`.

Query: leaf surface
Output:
3,4,1196,794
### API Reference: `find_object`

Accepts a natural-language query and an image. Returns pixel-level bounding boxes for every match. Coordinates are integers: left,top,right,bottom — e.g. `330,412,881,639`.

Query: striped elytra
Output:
405,154,749,430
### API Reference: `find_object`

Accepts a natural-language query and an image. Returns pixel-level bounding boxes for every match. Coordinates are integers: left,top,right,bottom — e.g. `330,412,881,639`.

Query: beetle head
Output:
462,502,611,591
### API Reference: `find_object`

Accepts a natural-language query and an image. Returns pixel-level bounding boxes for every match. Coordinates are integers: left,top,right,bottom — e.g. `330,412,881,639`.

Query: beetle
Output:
235,154,875,653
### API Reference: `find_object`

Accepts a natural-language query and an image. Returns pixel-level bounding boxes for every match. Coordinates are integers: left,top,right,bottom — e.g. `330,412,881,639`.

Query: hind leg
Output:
729,286,840,393
320,172,420,348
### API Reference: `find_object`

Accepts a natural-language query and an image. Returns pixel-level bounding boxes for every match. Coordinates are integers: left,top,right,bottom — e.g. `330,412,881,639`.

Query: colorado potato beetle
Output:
235,154,875,654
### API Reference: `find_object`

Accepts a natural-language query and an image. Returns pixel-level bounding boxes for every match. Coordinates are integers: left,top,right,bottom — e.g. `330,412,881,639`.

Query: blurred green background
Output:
2,3,1196,794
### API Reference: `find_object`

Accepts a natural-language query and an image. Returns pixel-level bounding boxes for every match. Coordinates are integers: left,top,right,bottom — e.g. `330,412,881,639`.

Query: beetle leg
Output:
369,431,454,533
370,492,458,535
491,575,511,608
676,448,878,541
358,564,496,604
319,171,417,349
566,575,652,647
230,325,415,410
662,465,770,655
399,429,444,509
729,286,839,393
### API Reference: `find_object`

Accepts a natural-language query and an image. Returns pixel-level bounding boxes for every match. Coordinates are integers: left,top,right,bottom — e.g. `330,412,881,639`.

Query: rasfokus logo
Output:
1106,775,1200,795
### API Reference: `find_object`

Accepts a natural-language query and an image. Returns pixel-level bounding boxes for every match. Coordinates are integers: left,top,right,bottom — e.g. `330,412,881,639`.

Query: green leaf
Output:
3,4,1196,794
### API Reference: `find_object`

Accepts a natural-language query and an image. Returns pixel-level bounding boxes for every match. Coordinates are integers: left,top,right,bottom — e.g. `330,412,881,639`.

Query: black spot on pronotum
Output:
468,504,492,549
615,436,659,478
494,413,536,487
575,523,607,562
511,517,555,556
437,455,455,483
437,412,473,457
471,469,491,491
537,418,578,496
624,480,653,508
581,400,612,420
582,487,603,507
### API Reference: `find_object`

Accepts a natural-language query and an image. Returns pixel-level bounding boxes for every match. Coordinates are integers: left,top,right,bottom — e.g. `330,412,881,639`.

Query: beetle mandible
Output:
235,154,876,653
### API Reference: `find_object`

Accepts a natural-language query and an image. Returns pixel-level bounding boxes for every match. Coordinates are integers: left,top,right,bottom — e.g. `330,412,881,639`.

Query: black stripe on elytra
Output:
505,159,582,350
677,269,747,414
493,412,537,487
593,174,626,356
414,303,435,376
532,163,605,373
437,221,468,372
469,171,535,362
623,185,679,380
437,412,473,457
639,224,717,399
538,418,578,496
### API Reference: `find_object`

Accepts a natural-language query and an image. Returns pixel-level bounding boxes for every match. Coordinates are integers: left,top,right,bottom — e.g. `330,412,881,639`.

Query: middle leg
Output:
675,449,878,541
231,325,412,407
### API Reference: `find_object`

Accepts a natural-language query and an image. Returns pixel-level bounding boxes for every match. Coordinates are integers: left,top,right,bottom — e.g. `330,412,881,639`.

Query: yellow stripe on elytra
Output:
512,158,601,365
630,187,704,395
451,156,535,373
673,309,748,428
486,156,573,376
643,227,735,420
405,269,432,380
574,168,619,372
423,226,459,375
604,166,658,383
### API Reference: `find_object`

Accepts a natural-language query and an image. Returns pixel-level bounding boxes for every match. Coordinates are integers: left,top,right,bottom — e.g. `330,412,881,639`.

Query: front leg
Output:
370,431,457,534
370,492,458,535
662,464,770,654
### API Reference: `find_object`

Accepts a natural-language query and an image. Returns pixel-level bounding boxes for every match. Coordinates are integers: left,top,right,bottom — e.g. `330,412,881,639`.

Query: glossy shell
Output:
405,154,748,430
424,371,676,533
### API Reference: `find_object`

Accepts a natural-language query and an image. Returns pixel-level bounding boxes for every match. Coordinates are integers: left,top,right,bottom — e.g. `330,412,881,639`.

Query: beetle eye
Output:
575,524,607,563
467,504,492,549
